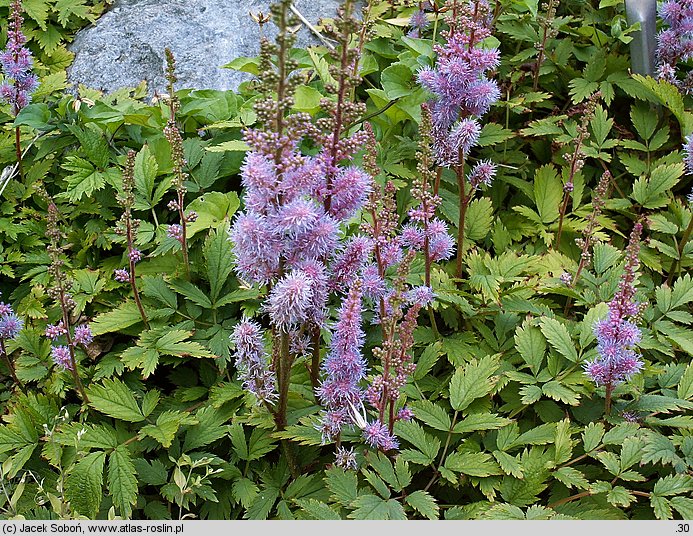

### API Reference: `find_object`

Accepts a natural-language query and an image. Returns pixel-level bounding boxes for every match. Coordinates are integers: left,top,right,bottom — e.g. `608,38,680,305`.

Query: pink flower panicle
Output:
585,222,645,387
418,0,500,166
317,281,368,442
231,318,277,404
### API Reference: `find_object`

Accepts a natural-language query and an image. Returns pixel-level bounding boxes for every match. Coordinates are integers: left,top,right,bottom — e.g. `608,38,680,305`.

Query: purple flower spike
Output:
45,321,67,340
317,281,367,442
51,345,73,371
0,0,38,116
114,269,130,283
267,270,314,331
167,224,184,242
129,249,143,264
231,318,277,404
362,420,399,451
0,312,23,340
73,325,93,347
584,222,645,388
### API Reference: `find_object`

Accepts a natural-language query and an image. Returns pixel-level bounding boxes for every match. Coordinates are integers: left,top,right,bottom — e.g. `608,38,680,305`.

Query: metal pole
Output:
625,0,658,76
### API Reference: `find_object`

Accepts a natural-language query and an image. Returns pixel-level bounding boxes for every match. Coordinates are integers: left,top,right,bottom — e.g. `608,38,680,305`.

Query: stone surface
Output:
67,0,344,94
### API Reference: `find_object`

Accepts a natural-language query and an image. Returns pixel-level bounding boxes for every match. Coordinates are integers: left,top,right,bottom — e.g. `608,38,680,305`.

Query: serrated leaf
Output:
412,400,452,431
533,165,563,223
514,323,545,375
133,144,161,211
325,468,358,507
65,451,106,518
453,413,512,433
139,411,197,448
204,224,234,303
296,499,341,520
653,474,693,497
405,490,439,520
679,363,693,400
449,355,500,412
593,243,622,275
348,495,402,520
465,197,493,241
108,446,138,517
554,467,589,490
90,301,149,336
632,162,684,209
87,379,144,422
542,380,580,405
445,452,503,477
493,451,524,479
539,317,578,362
182,406,230,451
583,422,605,452
232,478,259,509
168,280,213,309
510,422,556,448
394,420,440,463
132,459,168,487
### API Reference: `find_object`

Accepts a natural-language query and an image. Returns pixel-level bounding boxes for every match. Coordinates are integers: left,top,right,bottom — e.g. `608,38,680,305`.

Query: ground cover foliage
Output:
0,0,692,521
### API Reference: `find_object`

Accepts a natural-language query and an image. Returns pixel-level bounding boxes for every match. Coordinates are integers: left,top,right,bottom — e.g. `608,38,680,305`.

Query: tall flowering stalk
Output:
163,48,192,280
584,220,645,416
0,0,39,180
656,0,693,92
555,92,600,249
114,151,149,329
229,0,371,435
417,0,500,278
40,190,90,403
570,170,611,287
0,294,23,385
532,0,558,91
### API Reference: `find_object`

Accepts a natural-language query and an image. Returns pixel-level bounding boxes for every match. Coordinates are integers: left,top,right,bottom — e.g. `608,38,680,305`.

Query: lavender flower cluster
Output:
584,222,645,388
228,1,455,458
0,297,23,342
417,0,500,169
0,0,38,116
45,321,93,371
656,0,693,92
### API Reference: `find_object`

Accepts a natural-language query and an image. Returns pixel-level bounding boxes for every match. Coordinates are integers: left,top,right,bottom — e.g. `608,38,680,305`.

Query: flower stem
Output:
556,189,571,249
58,287,89,404
604,383,613,417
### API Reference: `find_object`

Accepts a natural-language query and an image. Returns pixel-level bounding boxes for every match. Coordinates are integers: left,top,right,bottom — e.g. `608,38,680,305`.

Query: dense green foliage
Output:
0,0,692,521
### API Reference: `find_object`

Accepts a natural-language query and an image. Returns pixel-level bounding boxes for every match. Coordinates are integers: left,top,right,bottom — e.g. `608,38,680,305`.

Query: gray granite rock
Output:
67,0,344,94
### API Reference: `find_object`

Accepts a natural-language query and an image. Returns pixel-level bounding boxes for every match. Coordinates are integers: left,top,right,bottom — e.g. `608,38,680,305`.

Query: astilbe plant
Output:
584,220,645,416
0,0,38,179
114,151,149,329
228,0,371,438
324,125,453,454
0,293,23,385
417,0,500,277
163,48,194,280
555,91,600,249
39,189,90,403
